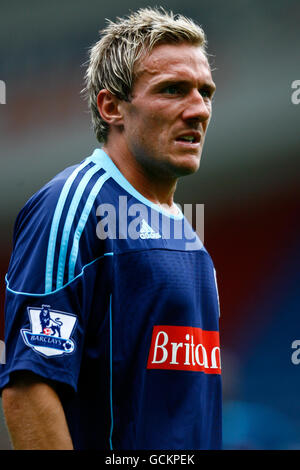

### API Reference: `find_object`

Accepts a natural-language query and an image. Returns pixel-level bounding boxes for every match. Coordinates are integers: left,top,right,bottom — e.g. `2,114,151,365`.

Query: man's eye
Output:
200,89,211,99
163,85,180,95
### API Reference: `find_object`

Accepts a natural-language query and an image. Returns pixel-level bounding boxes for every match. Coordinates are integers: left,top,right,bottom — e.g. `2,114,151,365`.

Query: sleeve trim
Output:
5,252,114,297
0,359,78,393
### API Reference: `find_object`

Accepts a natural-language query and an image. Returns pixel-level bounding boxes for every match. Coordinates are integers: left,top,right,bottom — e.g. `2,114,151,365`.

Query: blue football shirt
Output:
0,149,222,450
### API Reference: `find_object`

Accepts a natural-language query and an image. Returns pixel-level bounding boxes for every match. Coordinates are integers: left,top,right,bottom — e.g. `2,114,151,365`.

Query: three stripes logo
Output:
45,158,110,293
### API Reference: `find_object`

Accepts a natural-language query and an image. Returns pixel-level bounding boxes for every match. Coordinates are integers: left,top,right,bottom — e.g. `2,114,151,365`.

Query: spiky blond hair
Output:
83,7,207,143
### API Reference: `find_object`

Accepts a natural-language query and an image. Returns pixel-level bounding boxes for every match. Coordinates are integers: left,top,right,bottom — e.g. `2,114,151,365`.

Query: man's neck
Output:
102,142,179,215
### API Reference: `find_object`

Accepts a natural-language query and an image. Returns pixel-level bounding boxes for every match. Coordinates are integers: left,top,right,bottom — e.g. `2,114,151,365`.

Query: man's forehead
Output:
135,42,213,82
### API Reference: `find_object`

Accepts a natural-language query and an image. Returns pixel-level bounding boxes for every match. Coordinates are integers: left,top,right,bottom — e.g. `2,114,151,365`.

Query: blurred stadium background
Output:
0,0,300,449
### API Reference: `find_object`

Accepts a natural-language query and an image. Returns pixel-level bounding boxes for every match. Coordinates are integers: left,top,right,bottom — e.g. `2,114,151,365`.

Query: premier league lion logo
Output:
39,305,63,337
21,305,77,357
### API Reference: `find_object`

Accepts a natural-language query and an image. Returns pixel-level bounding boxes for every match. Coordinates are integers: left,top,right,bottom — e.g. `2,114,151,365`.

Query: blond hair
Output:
83,7,207,143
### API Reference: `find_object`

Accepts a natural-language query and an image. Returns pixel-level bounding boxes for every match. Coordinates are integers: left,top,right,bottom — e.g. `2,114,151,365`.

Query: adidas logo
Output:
139,219,161,239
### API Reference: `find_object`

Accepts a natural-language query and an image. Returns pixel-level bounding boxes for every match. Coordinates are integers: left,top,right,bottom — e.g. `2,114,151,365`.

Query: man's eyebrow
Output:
154,78,216,94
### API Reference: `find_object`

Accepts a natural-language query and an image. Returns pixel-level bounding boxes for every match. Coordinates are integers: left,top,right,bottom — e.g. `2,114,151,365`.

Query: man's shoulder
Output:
18,152,111,220
19,162,83,215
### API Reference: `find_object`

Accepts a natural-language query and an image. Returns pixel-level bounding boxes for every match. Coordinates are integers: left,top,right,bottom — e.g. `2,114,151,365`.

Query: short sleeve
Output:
0,162,110,393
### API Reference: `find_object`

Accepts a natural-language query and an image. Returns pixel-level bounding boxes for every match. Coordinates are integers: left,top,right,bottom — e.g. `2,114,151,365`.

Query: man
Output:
0,7,221,450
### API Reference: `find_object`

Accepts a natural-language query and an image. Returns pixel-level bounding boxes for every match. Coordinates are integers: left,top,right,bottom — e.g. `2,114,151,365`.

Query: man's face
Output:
119,42,216,179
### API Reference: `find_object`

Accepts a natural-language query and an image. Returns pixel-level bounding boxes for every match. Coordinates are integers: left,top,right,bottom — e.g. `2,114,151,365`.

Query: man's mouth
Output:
177,136,196,143
175,132,201,145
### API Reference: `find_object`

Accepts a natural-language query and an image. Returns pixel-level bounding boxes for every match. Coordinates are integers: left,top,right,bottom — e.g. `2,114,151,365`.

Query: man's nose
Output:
181,89,211,122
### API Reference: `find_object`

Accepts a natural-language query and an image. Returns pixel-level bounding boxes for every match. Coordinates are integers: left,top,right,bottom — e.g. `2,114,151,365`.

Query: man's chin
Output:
172,156,201,177
137,151,201,180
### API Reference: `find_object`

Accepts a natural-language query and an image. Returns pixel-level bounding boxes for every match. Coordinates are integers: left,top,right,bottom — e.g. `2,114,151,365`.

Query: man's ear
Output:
97,89,124,126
